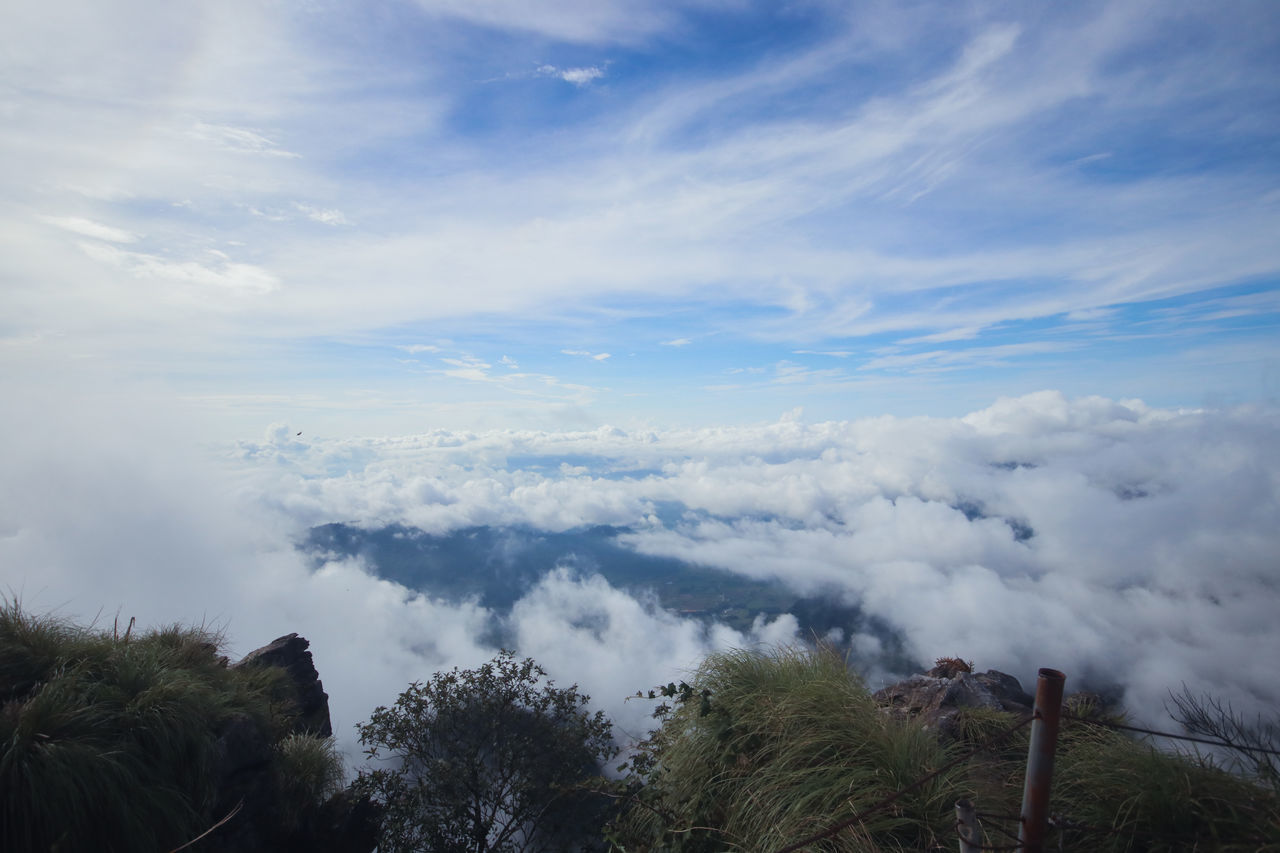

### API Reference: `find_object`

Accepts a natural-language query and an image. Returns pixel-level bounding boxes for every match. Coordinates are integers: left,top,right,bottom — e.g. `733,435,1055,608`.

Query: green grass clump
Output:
0,600,306,852
913,702,1280,851
1049,723,1280,851
611,645,959,851
611,646,1280,853
274,733,346,834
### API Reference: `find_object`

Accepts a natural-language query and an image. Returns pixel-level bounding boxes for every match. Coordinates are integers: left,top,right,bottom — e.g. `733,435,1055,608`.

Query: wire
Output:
767,705,1276,852
1063,713,1280,757
770,714,1034,853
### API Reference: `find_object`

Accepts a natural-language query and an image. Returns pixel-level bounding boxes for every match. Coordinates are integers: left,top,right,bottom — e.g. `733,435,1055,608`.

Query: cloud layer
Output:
229,390,1280,728
5,367,1277,770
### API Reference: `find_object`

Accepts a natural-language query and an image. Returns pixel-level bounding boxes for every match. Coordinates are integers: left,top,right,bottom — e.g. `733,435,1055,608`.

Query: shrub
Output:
354,650,615,853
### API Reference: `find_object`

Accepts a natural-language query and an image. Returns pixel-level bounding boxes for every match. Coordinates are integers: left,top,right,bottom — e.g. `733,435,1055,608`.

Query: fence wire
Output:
762,690,1278,852
1062,712,1280,757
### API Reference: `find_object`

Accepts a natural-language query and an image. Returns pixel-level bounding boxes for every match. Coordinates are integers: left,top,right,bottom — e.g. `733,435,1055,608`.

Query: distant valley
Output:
300,522,919,673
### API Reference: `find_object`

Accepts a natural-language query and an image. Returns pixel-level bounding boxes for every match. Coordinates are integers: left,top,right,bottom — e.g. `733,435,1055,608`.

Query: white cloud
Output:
661,338,692,347
561,349,612,361
78,242,279,296
5,381,1279,763
411,0,684,44
858,342,1078,373
510,569,797,734
38,215,138,244
441,355,492,370
558,66,605,86
294,203,349,226
222,391,1280,728
187,121,300,158
3,2,1277,374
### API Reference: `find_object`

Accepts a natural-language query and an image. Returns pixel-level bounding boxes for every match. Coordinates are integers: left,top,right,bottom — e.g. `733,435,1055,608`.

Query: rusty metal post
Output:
1018,668,1066,853
955,799,981,853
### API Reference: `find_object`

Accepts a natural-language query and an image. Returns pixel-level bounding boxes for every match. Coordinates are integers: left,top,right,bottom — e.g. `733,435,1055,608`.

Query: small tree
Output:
354,651,615,852
1168,686,1280,789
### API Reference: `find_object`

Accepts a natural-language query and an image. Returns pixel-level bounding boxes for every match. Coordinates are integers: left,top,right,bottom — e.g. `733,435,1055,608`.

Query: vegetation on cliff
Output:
608,646,1280,852
0,601,345,852
608,646,957,850
3,599,1277,852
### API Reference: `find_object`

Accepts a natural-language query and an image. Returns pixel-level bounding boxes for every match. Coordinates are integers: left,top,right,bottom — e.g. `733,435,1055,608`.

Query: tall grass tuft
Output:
612,646,1280,852
1049,721,1280,851
904,703,1280,850
274,733,346,834
612,645,959,851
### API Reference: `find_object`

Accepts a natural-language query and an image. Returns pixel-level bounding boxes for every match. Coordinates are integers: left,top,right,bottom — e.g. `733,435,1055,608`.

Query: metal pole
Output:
1018,668,1066,853
955,799,981,853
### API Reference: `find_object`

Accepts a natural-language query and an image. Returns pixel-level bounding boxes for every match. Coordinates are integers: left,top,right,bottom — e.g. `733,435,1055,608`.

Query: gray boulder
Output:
874,668,1033,739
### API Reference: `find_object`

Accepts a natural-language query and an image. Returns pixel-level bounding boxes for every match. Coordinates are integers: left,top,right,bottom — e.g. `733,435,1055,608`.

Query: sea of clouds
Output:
4,389,1278,762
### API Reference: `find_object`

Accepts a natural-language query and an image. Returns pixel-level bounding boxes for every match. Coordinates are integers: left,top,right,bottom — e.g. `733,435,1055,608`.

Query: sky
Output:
2,1,1280,761
4,0,1279,433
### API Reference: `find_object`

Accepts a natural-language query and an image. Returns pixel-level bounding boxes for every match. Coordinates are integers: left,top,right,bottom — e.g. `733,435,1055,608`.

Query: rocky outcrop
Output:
201,634,379,852
235,633,333,737
874,667,1033,739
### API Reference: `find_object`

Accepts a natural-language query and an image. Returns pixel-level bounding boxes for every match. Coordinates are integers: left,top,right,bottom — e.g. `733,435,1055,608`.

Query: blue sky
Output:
3,0,1279,436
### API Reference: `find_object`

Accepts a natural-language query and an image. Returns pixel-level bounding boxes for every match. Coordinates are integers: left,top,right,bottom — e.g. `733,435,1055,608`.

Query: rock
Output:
214,711,272,777
972,670,1033,710
310,790,384,853
210,713,280,853
203,635,378,852
235,633,333,737
874,668,1032,739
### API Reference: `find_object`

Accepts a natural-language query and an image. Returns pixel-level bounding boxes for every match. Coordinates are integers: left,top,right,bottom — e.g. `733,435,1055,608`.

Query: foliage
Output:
1168,686,1280,791
934,705,1280,851
1049,722,1280,851
0,599,327,852
612,646,1280,852
932,656,973,677
274,733,347,835
354,650,616,853
608,645,959,852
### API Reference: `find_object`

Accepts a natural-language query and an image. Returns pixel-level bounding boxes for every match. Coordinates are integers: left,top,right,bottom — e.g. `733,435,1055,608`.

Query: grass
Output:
951,704,1280,851
274,733,346,834
611,646,1280,853
1051,723,1280,851
612,645,959,851
0,599,316,852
